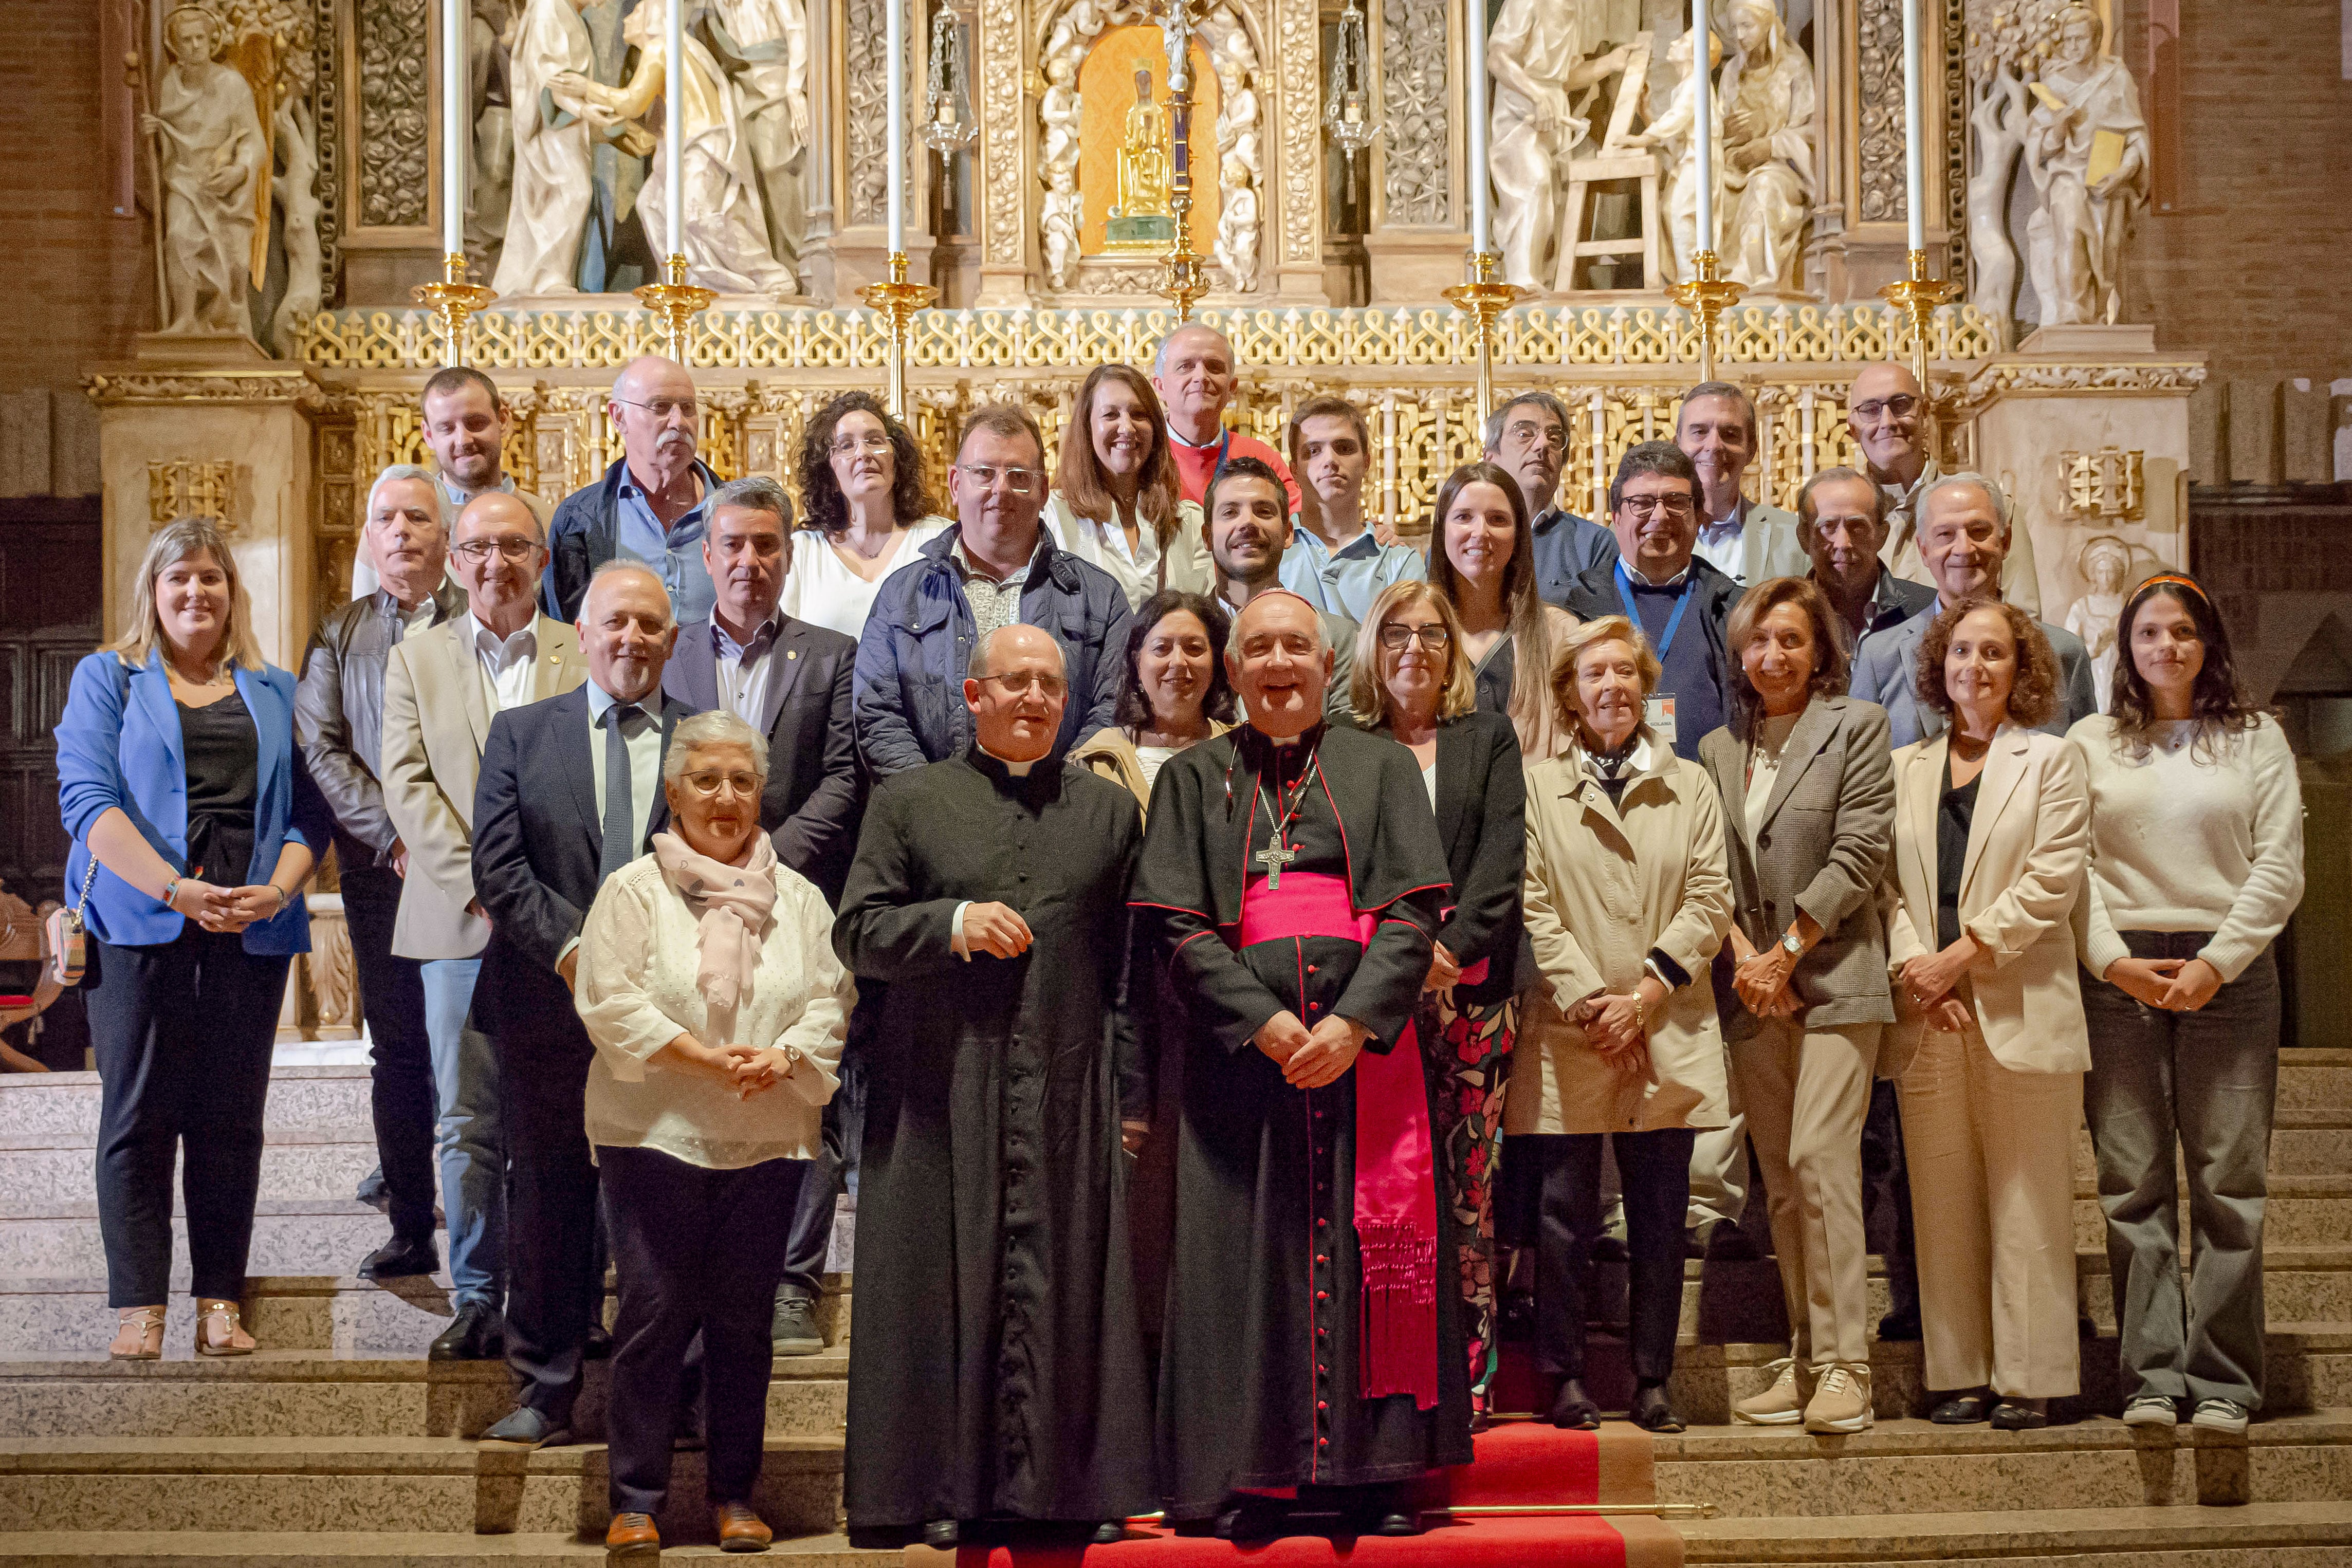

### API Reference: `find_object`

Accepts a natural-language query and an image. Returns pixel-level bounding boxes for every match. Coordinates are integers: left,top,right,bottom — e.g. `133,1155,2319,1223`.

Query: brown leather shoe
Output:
713,1501,772,1553
604,1510,659,1562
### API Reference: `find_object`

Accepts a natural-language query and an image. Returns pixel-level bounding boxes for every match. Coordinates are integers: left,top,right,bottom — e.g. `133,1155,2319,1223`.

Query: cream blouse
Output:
575,853,854,1169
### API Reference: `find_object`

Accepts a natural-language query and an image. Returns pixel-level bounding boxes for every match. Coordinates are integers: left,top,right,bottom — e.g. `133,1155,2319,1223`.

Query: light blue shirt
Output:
1279,527,1428,623
584,680,666,859
613,469,717,626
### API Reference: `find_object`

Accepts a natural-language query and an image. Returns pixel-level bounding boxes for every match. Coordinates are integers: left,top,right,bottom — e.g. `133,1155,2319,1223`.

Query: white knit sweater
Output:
2066,713,2305,983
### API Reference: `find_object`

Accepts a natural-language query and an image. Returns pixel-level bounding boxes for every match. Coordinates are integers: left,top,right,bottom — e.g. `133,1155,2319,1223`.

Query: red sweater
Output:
1167,427,1302,515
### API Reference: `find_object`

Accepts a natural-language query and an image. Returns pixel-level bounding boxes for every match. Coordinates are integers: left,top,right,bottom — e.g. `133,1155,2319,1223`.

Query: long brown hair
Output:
2106,573,2267,761
1425,461,1556,750
1054,364,1184,551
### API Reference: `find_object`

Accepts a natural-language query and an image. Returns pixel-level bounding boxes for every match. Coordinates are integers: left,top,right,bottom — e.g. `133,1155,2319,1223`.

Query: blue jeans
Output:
421,957,505,1308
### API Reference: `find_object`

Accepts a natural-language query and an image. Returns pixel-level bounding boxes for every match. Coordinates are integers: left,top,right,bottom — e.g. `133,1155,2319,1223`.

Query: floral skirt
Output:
1421,989,1516,1409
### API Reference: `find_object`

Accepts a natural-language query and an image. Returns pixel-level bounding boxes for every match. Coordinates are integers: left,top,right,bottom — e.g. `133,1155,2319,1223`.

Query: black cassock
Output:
833,749,1155,1529
1132,724,1471,1520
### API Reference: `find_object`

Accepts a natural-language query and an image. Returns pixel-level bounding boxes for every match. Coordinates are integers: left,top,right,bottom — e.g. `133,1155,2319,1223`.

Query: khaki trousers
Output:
1897,1023,2083,1398
1733,1018,1880,1370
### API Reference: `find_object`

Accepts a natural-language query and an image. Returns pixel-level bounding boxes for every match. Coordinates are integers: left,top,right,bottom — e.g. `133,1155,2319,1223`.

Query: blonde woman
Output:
56,518,330,1359
1504,615,1733,1433
1350,580,1527,1428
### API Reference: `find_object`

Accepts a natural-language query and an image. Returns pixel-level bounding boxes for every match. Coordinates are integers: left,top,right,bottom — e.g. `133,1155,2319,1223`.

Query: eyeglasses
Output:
957,463,1045,495
613,396,700,421
1379,623,1453,651
1850,395,1919,423
975,671,1068,698
1619,493,1696,519
452,537,542,563
1503,421,1570,454
830,433,893,457
679,769,762,797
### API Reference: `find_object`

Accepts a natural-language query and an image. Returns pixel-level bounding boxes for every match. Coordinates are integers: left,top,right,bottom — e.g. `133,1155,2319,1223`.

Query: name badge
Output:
1645,695,1678,745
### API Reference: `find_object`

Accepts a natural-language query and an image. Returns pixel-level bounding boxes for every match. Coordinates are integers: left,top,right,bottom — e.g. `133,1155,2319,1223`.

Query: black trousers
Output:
85,931,291,1305
602,1145,805,1515
780,1047,862,1300
1861,1079,1919,1321
340,863,436,1242
1505,1129,1695,1386
501,1030,604,1422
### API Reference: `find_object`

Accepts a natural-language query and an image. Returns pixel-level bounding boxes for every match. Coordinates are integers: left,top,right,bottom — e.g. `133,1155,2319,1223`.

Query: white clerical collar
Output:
977,741,1037,776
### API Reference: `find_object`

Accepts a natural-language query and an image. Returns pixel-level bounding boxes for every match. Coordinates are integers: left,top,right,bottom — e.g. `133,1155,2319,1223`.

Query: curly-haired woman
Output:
777,391,952,638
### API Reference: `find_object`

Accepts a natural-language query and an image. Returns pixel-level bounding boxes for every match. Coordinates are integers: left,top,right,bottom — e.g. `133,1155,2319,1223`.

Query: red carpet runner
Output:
903,1423,1681,1568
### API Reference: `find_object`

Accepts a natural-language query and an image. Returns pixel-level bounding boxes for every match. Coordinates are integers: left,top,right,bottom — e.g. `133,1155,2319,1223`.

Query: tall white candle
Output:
886,0,906,254
442,0,464,257
665,0,686,259
1900,0,1926,253
1690,0,1712,256
1465,0,1490,253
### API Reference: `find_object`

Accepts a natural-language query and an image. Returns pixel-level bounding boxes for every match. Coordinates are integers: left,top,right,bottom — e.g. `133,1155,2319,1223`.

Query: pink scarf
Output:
650,831,779,1013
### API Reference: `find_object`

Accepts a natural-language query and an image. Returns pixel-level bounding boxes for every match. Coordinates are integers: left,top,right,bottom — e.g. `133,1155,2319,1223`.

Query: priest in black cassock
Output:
1132,591,1469,1540
832,623,1154,1551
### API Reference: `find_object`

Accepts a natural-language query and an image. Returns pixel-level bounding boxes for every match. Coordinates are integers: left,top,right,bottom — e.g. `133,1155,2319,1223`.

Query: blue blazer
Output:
56,649,330,954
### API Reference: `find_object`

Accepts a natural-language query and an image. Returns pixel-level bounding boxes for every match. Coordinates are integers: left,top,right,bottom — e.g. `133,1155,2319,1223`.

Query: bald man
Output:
542,355,737,625
835,622,1152,1546
1150,324,1302,514
1848,363,2041,617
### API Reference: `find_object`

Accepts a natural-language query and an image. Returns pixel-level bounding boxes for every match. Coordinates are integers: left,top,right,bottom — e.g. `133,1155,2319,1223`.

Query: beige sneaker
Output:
1803,1363,1873,1434
1733,1357,1808,1425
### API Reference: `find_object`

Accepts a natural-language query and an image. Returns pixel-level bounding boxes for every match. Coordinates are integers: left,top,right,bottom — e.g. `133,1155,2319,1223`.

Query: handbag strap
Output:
69,851,97,920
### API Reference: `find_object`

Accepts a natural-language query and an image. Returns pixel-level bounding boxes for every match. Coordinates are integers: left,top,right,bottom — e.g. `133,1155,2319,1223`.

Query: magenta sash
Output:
1235,872,1441,1410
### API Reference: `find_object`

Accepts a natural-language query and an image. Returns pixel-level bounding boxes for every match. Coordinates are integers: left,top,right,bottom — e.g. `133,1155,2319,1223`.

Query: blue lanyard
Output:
1614,562,1695,661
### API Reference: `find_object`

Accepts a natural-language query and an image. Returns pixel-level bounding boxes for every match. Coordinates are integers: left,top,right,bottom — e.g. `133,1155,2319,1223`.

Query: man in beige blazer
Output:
381,490,588,1362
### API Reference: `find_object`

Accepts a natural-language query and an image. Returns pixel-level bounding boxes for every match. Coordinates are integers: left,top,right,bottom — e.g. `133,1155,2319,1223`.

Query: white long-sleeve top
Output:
575,853,854,1168
2067,712,2305,983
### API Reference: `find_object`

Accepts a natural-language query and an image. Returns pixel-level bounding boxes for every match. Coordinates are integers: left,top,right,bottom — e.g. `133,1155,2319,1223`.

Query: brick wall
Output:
0,0,144,396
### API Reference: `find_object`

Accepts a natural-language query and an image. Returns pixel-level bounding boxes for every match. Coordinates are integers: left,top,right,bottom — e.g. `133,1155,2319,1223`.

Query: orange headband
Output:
2135,573,2208,603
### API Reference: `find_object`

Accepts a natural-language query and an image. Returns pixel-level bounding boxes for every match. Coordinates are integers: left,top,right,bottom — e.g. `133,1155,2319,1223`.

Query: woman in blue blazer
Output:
56,519,329,1360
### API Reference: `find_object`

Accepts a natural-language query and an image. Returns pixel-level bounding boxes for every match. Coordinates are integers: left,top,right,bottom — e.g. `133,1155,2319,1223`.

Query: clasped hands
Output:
1898,935,1980,1034
1252,1010,1372,1090
2105,954,2224,1012
666,1036,803,1101
167,872,283,935
1573,975,1665,1079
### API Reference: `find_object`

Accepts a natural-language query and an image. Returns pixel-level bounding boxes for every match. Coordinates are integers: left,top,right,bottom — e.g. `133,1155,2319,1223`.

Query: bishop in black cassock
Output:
1132,592,1469,1538
832,626,1154,1547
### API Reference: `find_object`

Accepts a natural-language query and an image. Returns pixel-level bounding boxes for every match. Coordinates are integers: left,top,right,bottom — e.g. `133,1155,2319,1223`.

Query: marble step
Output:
0,1532,894,1567
0,1068,378,1141
2079,1244,2352,1329
2277,1049,2352,1111
0,1433,845,1538
0,1200,413,1280
2069,1175,2352,1250
1675,1500,2352,1565
0,1350,850,1441
1647,1406,2352,1518
0,1134,383,1209
2274,1109,2352,1176
0,1272,854,1359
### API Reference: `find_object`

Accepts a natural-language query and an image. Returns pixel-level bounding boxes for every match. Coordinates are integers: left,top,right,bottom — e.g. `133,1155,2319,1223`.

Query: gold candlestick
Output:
1442,251,1530,432
1879,246,1962,393
1668,250,1745,382
411,251,498,367
633,253,718,366
859,251,939,418
1157,0,1210,320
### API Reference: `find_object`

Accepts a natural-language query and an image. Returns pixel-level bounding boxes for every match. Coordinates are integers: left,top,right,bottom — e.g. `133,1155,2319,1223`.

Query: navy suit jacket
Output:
470,683,690,1045
663,614,866,905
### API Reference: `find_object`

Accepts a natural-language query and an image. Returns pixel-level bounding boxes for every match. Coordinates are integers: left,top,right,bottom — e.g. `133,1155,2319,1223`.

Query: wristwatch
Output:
1779,930,1804,958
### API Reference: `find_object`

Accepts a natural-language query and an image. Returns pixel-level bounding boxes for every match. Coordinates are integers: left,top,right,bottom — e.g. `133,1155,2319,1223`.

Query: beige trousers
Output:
1734,1018,1880,1370
1897,1023,2083,1398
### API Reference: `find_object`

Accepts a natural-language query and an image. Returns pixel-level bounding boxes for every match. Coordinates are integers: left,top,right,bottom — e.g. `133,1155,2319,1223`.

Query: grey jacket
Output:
1698,695,1899,1039
1851,600,2098,749
295,580,466,869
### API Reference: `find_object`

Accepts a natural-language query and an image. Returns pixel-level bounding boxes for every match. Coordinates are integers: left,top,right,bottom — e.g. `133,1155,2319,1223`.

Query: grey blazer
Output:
1698,694,1899,1041
1850,601,2098,749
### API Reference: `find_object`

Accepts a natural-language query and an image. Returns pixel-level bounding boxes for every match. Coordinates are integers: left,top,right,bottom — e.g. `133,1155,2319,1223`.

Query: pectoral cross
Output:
1254,839,1297,889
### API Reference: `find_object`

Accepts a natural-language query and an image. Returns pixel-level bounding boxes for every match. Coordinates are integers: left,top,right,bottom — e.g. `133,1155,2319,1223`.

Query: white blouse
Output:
777,516,953,640
575,854,855,1169
1041,492,1212,610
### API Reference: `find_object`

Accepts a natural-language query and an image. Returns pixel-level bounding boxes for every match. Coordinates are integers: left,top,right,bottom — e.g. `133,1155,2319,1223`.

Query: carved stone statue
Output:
1215,153,1259,291
1042,164,1082,288
1962,2,2036,328
1486,0,1631,289
268,87,323,355
2024,3,2147,326
493,0,599,296
144,6,268,337
565,3,797,296
1040,53,1081,174
1719,0,1813,293
465,0,518,277
1111,68,1173,226
1212,29,1259,180
2065,533,2132,710
1626,25,1723,286
703,0,813,277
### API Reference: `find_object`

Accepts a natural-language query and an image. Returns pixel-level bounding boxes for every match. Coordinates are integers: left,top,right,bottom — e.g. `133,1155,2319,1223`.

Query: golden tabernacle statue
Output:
1107,66,1175,248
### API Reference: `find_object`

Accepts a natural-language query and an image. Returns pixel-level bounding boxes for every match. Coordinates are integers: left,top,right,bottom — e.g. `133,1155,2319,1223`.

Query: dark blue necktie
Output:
599,704,638,881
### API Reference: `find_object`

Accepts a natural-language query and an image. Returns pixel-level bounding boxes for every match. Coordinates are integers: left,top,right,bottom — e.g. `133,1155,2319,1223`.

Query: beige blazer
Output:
1882,724,2090,1076
381,614,587,961
1511,733,1735,1136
